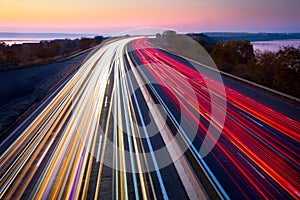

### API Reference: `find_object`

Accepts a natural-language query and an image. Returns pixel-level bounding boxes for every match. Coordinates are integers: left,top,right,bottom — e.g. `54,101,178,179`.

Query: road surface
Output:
0,37,299,199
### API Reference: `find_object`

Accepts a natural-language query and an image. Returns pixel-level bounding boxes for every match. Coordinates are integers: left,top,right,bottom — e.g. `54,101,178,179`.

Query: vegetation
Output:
0,36,104,71
203,32,300,43
208,40,300,98
150,31,300,98
1,32,299,98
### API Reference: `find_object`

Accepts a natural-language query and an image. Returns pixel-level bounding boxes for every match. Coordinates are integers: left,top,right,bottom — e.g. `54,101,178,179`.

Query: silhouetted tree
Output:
77,37,93,50
94,36,104,44
211,40,255,72
0,36,104,69
272,46,300,96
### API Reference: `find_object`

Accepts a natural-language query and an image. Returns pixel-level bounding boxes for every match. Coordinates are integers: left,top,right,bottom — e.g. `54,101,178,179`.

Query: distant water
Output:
252,39,300,52
0,32,98,46
1,38,53,45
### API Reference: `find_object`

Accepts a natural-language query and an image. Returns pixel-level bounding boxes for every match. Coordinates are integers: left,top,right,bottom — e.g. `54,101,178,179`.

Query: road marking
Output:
238,153,265,179
176,87,185,95
107,79,110,86
205,113,222,128
104,96,108,107
36,138,54,167
128,69,169,200
239,111,263,127
96,135,103,162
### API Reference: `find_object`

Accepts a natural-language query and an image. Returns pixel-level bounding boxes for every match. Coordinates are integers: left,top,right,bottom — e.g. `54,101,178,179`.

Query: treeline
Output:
187,33,300,98
0,36,104,70
203,32,300,43
207,40,300,98
151,31,300,98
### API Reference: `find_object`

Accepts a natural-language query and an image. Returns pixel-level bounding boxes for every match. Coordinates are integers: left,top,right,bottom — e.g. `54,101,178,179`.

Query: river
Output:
252,39,300,52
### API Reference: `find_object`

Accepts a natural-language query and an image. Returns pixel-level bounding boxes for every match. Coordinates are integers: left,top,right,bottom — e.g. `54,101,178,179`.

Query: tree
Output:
77,37,93,50
272,46,300,96
211,40,255,72
94,36,104,44
255,51,276,86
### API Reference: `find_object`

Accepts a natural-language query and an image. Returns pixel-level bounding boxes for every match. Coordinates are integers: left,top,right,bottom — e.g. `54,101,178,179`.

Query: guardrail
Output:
149,42,300,103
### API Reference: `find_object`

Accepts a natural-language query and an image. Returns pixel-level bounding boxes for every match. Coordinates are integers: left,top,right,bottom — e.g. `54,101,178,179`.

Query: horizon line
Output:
1,31,300,36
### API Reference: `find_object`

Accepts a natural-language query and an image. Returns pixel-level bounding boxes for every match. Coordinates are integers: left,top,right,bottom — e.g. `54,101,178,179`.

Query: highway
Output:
0,37,299,199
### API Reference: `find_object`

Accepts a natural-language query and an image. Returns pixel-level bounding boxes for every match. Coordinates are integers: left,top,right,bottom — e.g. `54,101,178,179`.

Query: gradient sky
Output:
1,0,300,34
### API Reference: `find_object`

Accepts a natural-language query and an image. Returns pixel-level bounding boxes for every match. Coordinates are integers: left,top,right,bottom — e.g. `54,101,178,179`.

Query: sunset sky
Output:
1,0,299,34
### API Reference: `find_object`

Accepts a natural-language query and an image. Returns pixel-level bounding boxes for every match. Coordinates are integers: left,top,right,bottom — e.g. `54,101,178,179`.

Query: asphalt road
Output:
0,51,90,138
129,38,300,199
0,37,299,200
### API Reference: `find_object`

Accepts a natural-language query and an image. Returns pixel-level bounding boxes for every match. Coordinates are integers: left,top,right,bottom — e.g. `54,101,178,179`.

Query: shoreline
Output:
252,38,300,52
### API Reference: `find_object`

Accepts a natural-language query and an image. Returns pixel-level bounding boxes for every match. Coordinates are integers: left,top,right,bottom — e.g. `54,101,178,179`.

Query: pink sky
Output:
0,0,299,34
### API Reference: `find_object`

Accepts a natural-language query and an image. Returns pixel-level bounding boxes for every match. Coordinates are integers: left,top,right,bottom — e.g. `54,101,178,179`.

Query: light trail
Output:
0,36,299,200
130,38,300,199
